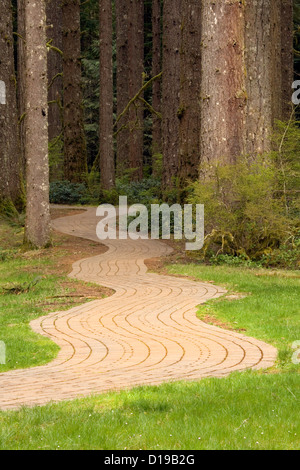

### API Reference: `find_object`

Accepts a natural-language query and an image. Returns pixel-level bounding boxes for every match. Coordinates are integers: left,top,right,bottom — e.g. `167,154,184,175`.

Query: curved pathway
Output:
0,207,277,410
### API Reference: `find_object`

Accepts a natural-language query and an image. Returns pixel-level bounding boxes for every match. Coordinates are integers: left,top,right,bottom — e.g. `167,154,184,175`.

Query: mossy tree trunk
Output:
115,0,130,176
178,0,202,186
152,0,162,169
280,0,294,121
99,0,115,190
24,0,51,248
162,0,181,188
17,0,26,178
127,0,144,181
0,0,23,212
62,0,87,183
46,0,63,143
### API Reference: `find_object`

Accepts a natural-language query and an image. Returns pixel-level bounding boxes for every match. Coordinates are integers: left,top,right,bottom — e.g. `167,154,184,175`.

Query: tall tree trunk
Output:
24,0,50,248
62,0,87,183
46,0,63,142
0,0,22,210
244,0,273,155
162,0,181,187
115,0,130,175
99,0,115,190
178,0,202,186
127,0,144,181
152,0,162,167
281,0,294,121
17,0,26,177
200,0,246,165
270,0,283,124
244,0,291,155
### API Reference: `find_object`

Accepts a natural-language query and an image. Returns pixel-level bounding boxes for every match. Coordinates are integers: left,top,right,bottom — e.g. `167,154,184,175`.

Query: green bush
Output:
49,181,87,205
187,131,299,268
100,174,162,206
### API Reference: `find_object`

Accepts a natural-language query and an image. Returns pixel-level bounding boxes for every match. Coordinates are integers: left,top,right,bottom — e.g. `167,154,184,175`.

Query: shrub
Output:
187,148,299,268
49,181,87,205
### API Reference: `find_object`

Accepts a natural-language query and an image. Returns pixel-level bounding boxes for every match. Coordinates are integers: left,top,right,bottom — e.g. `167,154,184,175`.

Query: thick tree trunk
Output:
178,0,202,185
62,0,87,183
115,0,130,175
244,0,273,155
244,0,292,155
127,0,144,181
46,0,63,143
162,0,181,187
99,0,115,190
0,0,22,209
152,0,162,164
24,0,50,248
200,0,246,165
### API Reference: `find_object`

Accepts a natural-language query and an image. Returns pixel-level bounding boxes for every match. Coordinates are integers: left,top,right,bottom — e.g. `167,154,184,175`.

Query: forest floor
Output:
0,206,299,450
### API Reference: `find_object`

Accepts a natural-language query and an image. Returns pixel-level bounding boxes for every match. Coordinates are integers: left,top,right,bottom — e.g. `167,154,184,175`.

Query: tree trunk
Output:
281,0,294,121
17,0,26,178
162,0,181,187
152,0,162,165
115,0,130,175
200,0,246,165
99,0,115,190
270,0,283,125
24,0,50,248
178,0,202,185
62,0,87,183
0,0,22,210
46,0,63,142
127,0,144,181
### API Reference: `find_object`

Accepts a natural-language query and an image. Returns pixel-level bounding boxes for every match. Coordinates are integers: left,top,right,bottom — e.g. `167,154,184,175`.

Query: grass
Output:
0,218,108,373
0,256,62,372
0,218,299,450
0,373,298,450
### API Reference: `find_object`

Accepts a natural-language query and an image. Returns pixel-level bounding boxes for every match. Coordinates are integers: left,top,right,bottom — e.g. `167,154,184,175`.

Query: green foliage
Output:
0,199,19,218
49,181,87,205
100,173,162,206
187,122,300,268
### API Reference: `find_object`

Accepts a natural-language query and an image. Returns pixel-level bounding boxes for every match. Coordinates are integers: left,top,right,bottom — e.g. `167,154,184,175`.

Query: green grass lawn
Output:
0,218,299,450
0,255,61,372
0,373,298,450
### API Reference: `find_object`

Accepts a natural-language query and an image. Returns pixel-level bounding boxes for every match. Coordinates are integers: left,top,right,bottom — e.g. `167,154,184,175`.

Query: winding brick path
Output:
0,207,277,410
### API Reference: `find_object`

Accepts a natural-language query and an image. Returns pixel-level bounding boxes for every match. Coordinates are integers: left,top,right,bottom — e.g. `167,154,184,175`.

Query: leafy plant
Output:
49,181,87,205
187,123,300,268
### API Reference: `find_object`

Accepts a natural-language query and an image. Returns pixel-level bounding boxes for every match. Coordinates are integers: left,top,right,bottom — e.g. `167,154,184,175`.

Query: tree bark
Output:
24,0,50,248
127,0,144,181
17,0,26,177
178,0,202,185
200,0,246,165
280,0,294,121
0,0,22,209
62,0,87,183
115,0,130,175
162,0,181,187
99,0,115,190
46,0,63,142
244,0,273,155
152,0,162,164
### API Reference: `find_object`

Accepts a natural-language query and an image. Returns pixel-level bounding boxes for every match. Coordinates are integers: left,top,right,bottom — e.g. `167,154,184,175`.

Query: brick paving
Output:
0,207,277,410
